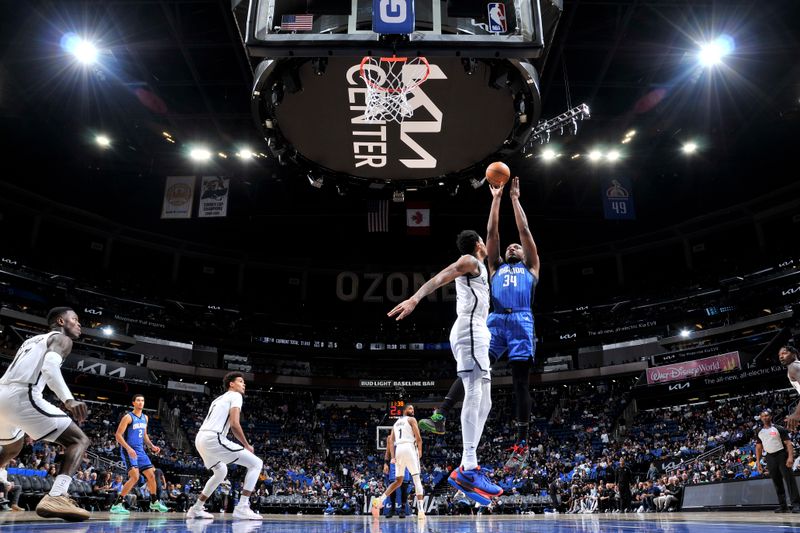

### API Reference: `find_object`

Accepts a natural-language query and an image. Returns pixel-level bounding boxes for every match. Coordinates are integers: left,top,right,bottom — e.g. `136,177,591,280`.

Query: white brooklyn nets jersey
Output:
0,331,61,394
789,361,800,396
199,391,243,434
393,415,415,445
454,259,490,321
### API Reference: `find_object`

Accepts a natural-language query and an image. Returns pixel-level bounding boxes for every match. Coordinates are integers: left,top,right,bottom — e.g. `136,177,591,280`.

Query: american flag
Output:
281,14,314,31
367,200,389,233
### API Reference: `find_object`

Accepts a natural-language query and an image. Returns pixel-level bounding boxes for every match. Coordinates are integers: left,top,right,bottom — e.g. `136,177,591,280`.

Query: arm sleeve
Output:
41,351,74,403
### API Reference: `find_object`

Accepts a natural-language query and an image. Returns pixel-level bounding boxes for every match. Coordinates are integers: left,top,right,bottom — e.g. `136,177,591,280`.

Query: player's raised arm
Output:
388,255,480,320
509,177,540,278
486,183,504,274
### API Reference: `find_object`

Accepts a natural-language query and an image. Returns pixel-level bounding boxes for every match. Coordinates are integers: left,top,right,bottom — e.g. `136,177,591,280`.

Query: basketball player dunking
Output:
371,404,426,520
111,394,168,514
420,176,540,472
778,346,800,430
0,307,91,521
187,372,264,520
388,230,503,506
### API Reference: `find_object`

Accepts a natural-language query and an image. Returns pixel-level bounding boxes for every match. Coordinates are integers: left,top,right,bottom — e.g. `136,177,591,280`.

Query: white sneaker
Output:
232,506,263,520
187,506,214,519
417,510,426,520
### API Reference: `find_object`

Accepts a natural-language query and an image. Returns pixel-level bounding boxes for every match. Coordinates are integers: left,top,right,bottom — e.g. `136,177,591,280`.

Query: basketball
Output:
485,161,511,187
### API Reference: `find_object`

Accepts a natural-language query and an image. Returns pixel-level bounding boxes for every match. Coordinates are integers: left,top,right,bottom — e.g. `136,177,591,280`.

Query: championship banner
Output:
602,177,635,220
646,351,741,385
161,176,195,219
198,176,230,218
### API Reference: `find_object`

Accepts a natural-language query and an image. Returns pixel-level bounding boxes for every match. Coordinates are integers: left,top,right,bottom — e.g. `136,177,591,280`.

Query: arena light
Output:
102,326,114,336
698,35,735,68
541,148,558,162
625,130,636,138
61,33,99,65
218,152,228,159
571,153,581,159
680,329,692,338
682,142,698,155
588,150,603,162
95,135,111,148
237,149,254,160
606,150,621,162
189,147,211,162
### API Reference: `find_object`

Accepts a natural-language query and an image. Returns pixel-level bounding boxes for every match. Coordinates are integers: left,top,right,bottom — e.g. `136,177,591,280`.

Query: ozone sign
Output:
270,57,531,180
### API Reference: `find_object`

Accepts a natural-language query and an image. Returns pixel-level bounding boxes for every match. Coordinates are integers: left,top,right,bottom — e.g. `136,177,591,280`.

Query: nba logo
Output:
487,3,507,33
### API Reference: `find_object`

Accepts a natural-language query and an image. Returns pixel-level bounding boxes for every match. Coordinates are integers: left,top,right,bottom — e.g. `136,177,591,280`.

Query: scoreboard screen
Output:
387,399,405,419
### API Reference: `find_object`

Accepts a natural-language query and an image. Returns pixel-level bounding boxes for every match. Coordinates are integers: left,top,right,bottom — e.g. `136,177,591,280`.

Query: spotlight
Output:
571,154,581,159
588,150,603,162
102,326,114,336
307,173,323,188
698,36,734,68
218,152,228,159
237,149,253,159
190,147,211,161
542,148,558,161
95,135,111,148
680,329,692,338
62,33,99,65
606,150,620,162
625,130,636,138
470,177,485,189
682,142,698,154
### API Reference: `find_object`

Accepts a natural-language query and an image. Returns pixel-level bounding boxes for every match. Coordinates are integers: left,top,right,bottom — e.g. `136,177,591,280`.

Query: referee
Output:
755,409,800,512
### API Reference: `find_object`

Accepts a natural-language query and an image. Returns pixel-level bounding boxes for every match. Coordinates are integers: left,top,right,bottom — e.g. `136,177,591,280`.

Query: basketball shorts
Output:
393,442,420,478
0,384,72,443
120,445,153,472
450,317,491,379
388,463,412,482
195,430,250,469
487,311,536,363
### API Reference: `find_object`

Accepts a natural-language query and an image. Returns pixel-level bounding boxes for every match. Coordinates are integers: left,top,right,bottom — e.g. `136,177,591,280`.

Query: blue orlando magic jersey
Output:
125,412,147,449
490,262,537,312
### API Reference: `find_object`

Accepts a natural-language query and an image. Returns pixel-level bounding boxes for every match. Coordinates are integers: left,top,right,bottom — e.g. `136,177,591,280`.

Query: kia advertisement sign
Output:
265,57,537,180
646,351,741,385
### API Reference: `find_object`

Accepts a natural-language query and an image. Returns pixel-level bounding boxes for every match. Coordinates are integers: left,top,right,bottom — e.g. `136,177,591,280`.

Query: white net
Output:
359,56,430,124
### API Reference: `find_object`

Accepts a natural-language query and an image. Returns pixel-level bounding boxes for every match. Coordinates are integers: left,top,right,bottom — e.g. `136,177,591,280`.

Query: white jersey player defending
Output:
779,346,800,430
371,404,425,520
0,307,91,521
388,230,503,506
186,372,264,520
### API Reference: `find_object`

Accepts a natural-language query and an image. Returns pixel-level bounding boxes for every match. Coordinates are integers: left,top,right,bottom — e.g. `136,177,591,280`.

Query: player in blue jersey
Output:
420,175,540,472
110,394,169,514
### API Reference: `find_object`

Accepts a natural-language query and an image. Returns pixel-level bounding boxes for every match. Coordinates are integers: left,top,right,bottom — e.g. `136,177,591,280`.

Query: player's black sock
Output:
439,378,465,417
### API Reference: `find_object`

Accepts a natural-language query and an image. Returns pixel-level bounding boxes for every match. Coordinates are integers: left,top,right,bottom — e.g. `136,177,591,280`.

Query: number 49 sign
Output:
602,177,636,220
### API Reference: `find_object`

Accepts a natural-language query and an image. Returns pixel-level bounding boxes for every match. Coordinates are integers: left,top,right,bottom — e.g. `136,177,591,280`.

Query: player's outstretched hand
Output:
388,299,417,321
787,414,800,431
489,182,504,198
65,399,87,423
509,176,520,199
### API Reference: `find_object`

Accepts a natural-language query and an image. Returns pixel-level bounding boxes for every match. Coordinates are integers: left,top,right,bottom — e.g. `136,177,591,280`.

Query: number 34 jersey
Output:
490,262,537,312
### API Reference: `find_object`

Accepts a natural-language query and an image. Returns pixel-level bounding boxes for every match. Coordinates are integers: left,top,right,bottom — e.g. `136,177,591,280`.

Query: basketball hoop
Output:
359,56,430,124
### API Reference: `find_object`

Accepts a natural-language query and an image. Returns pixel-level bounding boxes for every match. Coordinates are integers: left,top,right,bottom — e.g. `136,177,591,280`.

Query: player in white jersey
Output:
371,404,425,520
388,230,503,506
186,372,264,521
0,307,91,521
778,345,800,430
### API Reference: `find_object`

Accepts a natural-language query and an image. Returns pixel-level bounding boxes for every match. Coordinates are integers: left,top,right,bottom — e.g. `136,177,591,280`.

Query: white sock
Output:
49,474,72,497
237,497,250,508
